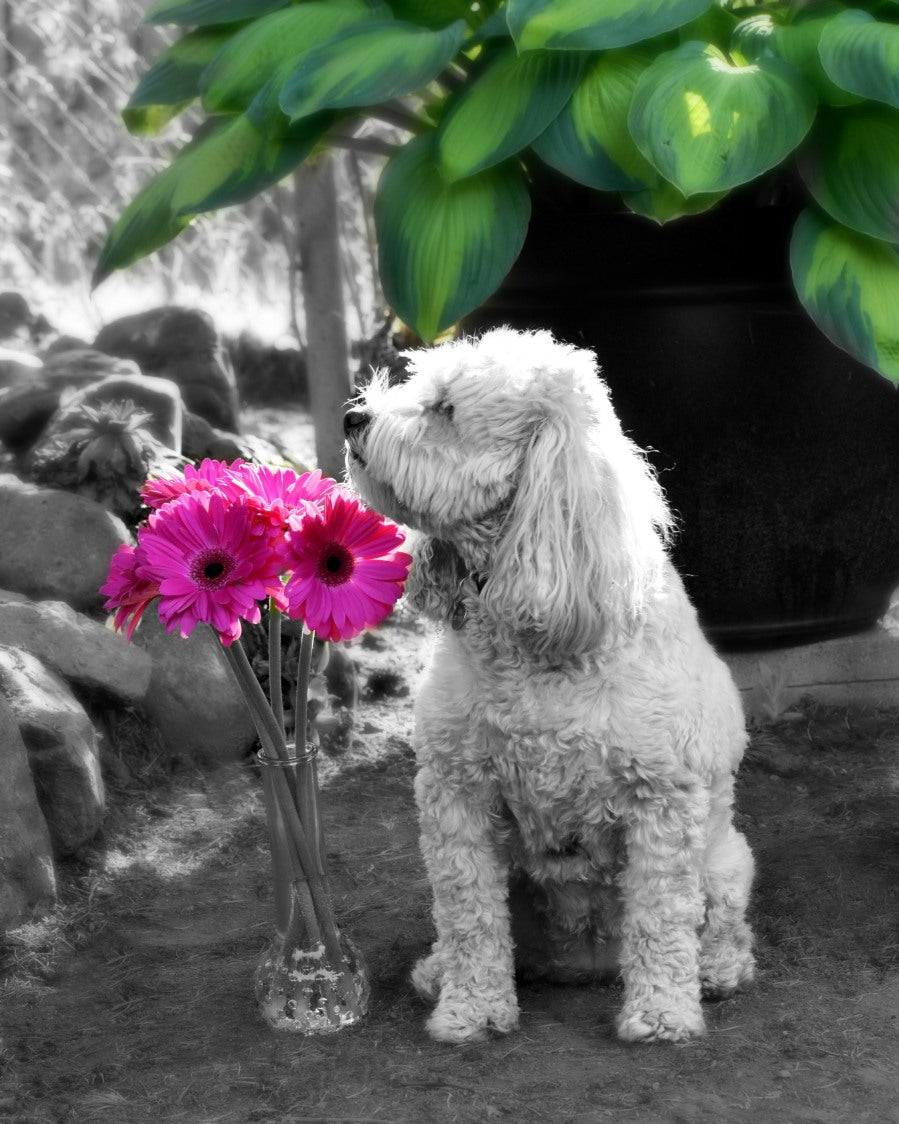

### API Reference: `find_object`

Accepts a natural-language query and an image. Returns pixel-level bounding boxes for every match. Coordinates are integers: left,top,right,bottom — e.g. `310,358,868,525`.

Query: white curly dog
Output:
345,328,755,1045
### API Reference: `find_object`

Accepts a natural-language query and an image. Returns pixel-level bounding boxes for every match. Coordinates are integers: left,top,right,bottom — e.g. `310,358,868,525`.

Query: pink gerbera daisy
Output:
136,490,286,645
141,458,245,510
100,543,161,640
226,463,339,530
280,492,411,642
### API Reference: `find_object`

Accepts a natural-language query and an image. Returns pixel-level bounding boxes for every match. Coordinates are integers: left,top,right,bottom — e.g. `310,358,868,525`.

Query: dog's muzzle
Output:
344,406,372,464
343,406,371,438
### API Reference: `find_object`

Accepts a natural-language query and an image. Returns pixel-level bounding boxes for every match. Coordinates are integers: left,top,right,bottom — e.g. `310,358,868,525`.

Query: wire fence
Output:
0,0,380,345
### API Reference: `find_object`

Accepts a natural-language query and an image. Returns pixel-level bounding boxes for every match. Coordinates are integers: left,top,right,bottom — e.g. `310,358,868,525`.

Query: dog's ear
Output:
482,370,673,659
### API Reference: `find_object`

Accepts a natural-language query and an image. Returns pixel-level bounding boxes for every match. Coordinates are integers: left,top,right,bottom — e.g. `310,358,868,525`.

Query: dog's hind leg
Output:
411,759,519,1045
699,780,756,998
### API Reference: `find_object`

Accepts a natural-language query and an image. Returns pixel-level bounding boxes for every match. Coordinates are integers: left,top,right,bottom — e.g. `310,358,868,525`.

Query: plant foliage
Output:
99,0,899,380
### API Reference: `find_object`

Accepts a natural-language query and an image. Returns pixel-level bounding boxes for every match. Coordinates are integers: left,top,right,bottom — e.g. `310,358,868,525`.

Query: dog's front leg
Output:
411,761,519,1044
615,786,708,1043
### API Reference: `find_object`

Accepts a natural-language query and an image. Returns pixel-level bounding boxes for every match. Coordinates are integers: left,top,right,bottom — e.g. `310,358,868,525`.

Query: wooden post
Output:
295,154,353,481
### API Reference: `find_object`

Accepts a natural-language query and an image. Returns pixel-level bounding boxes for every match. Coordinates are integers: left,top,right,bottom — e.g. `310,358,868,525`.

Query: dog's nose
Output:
343,406,372,437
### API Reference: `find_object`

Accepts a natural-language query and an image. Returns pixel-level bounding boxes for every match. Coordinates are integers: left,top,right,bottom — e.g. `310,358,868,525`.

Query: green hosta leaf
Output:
629,42,817,196
507,0,713,51
147,0,290,26
438,47,586,182
95,114,332,284
386,0,478,27
94,167,192,285
280,19,467,123
819,9,899,110
677,3,738,50
122,102,193,137
799,107,899,243
374,133,531,341
171,113,334,215
732,12,860,107
790,208,899,384
200,1,384,115
531,49,655,191
622,180,727,221
124,26,238,134
471,7,514,44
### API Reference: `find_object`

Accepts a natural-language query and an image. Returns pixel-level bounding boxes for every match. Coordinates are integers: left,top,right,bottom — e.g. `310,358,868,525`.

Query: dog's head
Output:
346,328,673,658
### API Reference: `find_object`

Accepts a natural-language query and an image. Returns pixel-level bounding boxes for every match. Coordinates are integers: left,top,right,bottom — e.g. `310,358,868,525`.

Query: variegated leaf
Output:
629,41,816,195
790,208,899,384
280,19,467,123
819,9,899,109
147,0,289,26
531,50,655,191
799,107,899,243
507,0,713,51
95,115,332,284
374,133,531,341
438,46,586,182
200,1,384,115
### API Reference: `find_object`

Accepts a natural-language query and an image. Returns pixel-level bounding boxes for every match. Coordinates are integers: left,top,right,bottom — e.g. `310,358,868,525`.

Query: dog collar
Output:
430,539,486,631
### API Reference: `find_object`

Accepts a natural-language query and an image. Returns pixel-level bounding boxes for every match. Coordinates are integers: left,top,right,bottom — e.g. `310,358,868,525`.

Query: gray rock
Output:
0,381,62,451
41,348,140,385
45,372,183,451
0,292,34,344
0,351,144,456
181,409,300,469
0,588,30,604
0,346,42,390
0,599,152,705
0,647,105,856
41,335,91,357
0,475,130,608
94,307,240,432
132,611,258,766
0,692,57,930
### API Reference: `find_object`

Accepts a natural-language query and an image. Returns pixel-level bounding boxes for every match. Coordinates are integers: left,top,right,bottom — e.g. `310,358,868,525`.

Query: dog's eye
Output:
432,400,455,421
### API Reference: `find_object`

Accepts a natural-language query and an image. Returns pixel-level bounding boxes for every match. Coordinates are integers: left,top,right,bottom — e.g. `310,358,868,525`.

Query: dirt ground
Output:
1,595,898,1124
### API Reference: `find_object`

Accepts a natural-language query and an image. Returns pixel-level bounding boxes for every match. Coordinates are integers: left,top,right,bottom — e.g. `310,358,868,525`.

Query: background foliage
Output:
0,0,380,347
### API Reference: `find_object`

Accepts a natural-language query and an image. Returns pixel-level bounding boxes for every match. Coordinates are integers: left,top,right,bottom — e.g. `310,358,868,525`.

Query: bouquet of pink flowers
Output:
101,458,411,1033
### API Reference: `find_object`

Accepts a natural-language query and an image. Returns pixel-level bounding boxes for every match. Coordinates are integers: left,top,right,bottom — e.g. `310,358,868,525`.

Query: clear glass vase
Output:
255,743,369,1033
254,893,370,1034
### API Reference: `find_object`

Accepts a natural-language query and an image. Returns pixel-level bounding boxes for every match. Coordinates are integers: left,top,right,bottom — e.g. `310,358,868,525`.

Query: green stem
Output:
221,636,290,763
261,764,293,934
292,629,326,878
293,628,315,753
267,600,285,737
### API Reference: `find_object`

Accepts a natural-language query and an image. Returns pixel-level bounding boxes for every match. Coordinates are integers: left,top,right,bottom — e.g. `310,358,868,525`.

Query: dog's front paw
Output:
411,950,446,1002
616,996,705,1043
426,984,520,1045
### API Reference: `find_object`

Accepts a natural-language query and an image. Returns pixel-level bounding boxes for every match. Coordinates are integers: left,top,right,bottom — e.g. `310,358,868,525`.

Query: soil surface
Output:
1,600,898,1124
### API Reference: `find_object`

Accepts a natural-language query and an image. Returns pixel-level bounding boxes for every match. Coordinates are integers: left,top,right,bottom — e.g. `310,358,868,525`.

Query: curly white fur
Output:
346,328,755,1045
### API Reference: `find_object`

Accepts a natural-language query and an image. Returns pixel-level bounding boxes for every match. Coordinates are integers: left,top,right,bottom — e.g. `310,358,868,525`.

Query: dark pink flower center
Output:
317,542,354,586
191,549,234,589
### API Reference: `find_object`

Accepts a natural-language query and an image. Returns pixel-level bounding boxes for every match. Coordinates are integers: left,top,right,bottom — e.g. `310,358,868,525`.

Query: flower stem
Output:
267,600,285,737
221,636,289,763
293,628,315,753
292,629,325,877
261,763,293,934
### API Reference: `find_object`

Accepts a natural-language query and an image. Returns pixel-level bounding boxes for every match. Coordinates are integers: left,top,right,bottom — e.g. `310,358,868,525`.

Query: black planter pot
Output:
467,184,899,648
